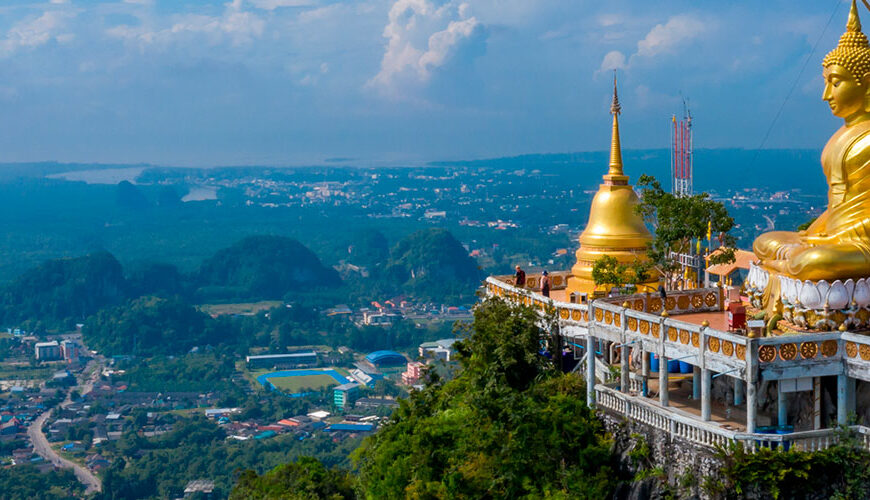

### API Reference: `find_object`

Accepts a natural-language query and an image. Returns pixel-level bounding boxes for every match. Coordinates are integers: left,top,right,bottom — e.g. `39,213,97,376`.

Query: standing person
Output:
515,265,526,287
541,270,550,298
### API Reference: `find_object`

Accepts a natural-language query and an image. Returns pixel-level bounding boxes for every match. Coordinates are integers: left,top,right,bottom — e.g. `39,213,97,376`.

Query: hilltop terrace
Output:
485,272,870,452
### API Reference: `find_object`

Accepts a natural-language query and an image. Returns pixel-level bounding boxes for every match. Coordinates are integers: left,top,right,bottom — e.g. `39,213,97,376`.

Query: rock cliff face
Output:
604,412,721,500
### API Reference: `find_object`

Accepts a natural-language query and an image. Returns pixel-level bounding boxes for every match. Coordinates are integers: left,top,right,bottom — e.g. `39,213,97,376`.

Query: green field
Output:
266,374,340,393
198,301,283,317
0,365,52,380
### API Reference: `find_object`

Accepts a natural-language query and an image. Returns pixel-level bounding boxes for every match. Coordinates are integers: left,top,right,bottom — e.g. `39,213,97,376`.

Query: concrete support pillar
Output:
586,334,596,408
659,355,669,407
746,338,758,434
778,381,788,427
814,377,822,430
641,349,649,397
838,374,848,425
848,377,857,415
747,382,757,433
620,344,630,393
734,377,744,406
701,369,712,421
692,366,701,400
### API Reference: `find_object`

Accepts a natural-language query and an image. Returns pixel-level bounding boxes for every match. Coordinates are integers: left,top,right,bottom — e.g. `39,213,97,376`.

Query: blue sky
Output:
0,0,853,165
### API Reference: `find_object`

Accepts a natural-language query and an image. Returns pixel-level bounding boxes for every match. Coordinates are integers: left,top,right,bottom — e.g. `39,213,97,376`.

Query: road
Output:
27,358,103,495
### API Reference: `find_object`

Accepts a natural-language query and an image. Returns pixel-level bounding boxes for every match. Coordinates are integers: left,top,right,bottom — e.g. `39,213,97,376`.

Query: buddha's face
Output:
823,64,869,120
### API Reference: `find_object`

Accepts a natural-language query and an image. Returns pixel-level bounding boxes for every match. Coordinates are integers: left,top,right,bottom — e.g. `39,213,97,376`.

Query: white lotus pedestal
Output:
747,263,870,331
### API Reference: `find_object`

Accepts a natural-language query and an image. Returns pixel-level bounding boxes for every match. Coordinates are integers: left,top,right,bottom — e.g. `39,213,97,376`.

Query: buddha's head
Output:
823,0,870,123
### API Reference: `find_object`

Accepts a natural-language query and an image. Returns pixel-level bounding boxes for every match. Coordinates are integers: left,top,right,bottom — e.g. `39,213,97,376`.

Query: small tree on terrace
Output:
592,255,654,293
635,175,737,289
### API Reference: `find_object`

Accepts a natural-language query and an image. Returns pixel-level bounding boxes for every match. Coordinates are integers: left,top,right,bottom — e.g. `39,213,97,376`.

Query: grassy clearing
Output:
266,374,339,393
0,365,52,380
198,301,283,317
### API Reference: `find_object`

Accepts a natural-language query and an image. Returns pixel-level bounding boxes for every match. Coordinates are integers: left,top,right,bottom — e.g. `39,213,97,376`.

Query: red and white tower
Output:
671,102,693,198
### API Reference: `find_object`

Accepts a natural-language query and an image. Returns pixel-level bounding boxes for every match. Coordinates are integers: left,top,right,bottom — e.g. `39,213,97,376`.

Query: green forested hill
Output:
83,296,238,356
385,228,482,302
0,251,128,330
196,235,342,301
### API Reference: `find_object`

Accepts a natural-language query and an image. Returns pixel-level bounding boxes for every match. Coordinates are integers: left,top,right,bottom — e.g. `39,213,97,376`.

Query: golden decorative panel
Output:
722,341,734,357
780,343,797,361
604,311,613,324
677,296,690,309
736,344,746,360
666,297,676,310
552,276,563,286
668,327,678,341
583,311,589,321
559,309,569,319
758,345,776,362
846,341,858,358
628,317,638,331
705,292,718,307
651,323,660,338
679,330,689,345
800,342,818,360
821,340,838,357
639,321,650,335
860,344,870,361
634,299,644,311
648,298,662,312
595,309,603,322
708,337,720,353
614,314,621,327
571,310,582,321
692,294,703,308
527,278,537,287
692,332,700,347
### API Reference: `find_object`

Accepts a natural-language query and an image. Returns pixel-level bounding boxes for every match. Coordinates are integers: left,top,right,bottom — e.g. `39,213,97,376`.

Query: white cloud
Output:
368,0,482,92
598,14,705,73
0,11,76,58
249,0,316,10
636,15,704,58
599,50,626,72
107,0,265,48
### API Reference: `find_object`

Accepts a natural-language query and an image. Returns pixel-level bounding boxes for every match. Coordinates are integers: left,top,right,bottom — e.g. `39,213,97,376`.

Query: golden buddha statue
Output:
565,74,657,298
753,0,870,283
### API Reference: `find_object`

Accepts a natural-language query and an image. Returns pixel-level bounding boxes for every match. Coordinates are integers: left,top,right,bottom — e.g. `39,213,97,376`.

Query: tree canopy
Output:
351,297,618,499
636,175,737,288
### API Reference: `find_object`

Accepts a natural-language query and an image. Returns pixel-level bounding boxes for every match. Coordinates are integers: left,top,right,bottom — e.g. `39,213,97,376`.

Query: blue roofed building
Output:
365,350,407,368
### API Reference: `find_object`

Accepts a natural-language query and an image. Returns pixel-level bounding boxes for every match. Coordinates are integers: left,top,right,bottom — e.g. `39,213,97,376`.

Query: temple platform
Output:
486,271,870,452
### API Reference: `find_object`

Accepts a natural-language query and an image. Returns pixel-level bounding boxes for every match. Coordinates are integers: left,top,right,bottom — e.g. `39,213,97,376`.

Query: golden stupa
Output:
565,75,657,299
747,0,870,327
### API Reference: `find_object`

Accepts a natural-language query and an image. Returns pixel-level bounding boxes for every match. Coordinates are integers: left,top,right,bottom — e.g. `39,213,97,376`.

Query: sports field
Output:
268,373,339,393
257,368,350,397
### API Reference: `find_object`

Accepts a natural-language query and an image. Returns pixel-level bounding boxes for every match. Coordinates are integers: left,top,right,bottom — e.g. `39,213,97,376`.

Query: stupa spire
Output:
606,71,627,181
